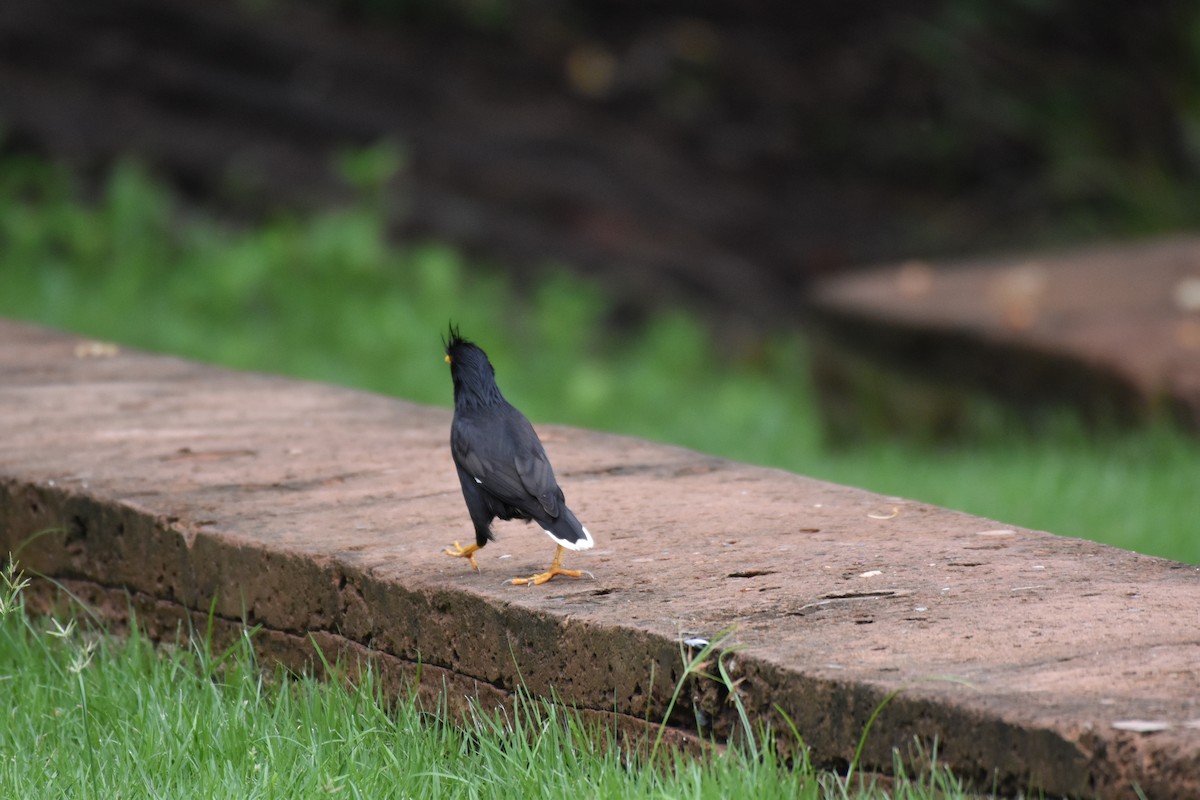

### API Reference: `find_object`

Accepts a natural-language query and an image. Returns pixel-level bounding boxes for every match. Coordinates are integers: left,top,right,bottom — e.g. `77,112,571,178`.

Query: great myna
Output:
442,327,594,585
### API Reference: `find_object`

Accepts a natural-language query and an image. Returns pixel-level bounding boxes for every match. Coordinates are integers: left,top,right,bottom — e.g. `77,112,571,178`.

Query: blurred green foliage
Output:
0,154,817,458
1,154,1196,564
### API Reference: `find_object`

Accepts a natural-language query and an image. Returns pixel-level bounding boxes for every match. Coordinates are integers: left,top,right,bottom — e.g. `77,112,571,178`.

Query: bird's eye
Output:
444,355,452,364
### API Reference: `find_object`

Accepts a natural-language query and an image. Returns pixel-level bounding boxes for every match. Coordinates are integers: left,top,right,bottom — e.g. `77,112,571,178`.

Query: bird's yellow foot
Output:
508,544,593,586
509,566,592,586
444,541,481,571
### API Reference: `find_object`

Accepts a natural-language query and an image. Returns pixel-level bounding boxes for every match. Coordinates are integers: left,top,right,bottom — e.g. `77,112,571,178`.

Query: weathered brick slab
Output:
807,236,1200,438
1,318,1197,798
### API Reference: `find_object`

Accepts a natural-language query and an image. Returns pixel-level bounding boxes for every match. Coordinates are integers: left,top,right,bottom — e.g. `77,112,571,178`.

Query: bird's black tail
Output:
539,506,593,551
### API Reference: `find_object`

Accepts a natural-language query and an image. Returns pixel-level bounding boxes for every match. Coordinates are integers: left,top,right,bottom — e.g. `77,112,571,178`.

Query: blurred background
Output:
2,0,1198,562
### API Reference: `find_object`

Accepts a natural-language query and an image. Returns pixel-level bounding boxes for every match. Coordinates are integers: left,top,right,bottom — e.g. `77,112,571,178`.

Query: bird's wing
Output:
451,415,538,507
452,410,561,519
513,441,562,519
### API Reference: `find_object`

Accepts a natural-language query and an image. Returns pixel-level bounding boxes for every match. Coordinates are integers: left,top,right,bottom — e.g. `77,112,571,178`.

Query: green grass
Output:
1,152,1197,567
0,563,968,799
817,422,1200,563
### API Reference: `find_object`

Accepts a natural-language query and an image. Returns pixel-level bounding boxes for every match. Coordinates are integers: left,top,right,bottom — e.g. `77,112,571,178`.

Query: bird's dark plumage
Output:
443,327,592,584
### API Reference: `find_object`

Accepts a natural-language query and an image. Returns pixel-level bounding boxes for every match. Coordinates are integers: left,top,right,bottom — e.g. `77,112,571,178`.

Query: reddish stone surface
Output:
1,318,1198,798
808,236,1200,433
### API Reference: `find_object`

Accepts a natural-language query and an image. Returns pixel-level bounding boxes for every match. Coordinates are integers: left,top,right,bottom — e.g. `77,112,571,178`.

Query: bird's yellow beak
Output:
444,354,452,364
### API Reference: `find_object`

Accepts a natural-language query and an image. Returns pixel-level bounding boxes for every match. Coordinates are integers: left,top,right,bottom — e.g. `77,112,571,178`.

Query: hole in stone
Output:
66,515,87,543
727,569,776,578
822,590,896,600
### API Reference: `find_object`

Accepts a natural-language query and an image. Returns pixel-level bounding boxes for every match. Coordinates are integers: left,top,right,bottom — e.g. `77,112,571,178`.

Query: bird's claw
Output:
507,566,593,586
444,541,480,572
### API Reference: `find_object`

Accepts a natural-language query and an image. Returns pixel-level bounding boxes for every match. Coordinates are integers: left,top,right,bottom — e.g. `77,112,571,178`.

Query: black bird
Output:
442,327,593,585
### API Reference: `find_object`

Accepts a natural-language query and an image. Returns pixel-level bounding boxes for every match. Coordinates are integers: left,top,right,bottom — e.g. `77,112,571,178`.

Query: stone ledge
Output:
807,236,1200,438
1,318,1197,798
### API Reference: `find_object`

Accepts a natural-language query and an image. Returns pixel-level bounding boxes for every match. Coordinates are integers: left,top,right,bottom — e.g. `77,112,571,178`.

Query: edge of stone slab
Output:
3,485,1103,797
2,481,713,752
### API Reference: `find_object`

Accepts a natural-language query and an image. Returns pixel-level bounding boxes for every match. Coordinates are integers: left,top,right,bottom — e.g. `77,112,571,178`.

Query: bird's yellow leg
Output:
444,541,482,571
510,544,593,586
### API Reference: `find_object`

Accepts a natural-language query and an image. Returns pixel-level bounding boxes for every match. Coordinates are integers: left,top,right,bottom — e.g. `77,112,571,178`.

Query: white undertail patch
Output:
542,523,594,551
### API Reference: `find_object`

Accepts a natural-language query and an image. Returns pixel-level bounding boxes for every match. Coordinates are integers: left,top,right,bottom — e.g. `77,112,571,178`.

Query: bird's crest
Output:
443,325,503,407
443,323,471,363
